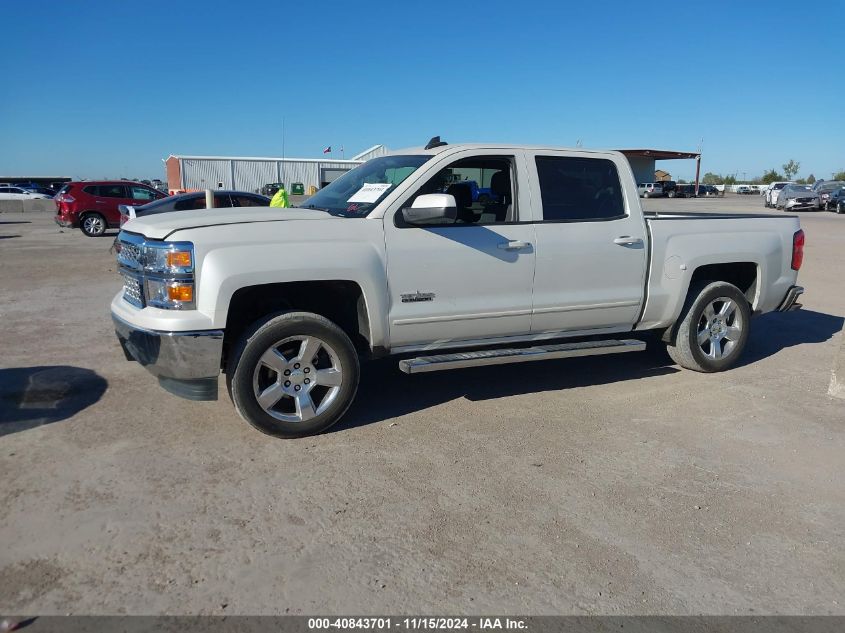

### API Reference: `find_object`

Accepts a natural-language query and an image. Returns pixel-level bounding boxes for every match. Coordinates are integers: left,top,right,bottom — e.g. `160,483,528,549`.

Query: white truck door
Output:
383,151,536,349
526,151,647,333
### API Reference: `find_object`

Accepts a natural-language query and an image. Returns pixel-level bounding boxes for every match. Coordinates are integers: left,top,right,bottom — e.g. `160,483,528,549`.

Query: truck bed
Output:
637,211,801,331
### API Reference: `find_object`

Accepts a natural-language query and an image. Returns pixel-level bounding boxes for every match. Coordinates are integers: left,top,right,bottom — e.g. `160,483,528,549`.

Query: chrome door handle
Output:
498,240,531,250
95,200,106,204
613,236,643,246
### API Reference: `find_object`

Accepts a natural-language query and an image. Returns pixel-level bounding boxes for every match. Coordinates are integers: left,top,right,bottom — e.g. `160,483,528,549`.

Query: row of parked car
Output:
637,181,720,198
0,182,59,199
762,180,845,213
53,179,272,236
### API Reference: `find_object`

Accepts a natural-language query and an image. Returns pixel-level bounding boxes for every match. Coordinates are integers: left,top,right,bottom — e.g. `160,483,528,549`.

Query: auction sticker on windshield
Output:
348,182,392,203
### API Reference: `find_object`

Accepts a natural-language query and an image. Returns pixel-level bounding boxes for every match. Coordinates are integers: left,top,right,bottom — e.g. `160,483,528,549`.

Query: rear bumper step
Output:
399,339,646,374
777,285,804,312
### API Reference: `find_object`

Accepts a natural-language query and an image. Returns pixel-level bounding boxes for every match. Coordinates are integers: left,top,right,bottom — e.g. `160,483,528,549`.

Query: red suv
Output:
54,181,167,236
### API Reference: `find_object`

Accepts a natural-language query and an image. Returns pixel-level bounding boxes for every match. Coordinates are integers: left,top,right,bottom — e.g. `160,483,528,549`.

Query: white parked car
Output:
0,186,52,200
764,182,795,208
637,182,664,198
111,141,805,438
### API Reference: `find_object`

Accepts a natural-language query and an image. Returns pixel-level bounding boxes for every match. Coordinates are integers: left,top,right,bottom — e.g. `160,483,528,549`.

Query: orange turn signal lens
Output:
166,251,192,268
167,284,193,302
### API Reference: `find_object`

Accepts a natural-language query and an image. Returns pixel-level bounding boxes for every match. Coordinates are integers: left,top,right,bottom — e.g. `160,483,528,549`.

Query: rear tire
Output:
80,212,107,237
666,281,751,373
227,311,360,439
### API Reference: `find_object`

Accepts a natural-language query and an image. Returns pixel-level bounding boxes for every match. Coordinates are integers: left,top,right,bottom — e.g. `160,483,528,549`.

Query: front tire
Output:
666,281,751,373
227,311,360,438
80,212,107,237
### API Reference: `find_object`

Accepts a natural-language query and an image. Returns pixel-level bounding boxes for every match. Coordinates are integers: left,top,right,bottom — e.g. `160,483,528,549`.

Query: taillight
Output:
791,229,804,271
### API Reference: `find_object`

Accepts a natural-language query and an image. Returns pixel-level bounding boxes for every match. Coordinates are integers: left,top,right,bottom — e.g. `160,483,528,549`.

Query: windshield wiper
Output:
305,204,331,212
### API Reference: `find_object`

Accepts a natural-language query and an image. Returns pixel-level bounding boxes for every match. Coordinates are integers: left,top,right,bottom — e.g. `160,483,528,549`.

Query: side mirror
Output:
401,193,457,224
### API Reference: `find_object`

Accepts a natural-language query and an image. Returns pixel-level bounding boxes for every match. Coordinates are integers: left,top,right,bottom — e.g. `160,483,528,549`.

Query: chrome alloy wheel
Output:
83,215,104,234
697,297,743,360
252,335,343,423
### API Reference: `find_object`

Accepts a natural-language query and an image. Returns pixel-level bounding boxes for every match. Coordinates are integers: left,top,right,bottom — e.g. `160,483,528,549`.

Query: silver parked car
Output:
637,182,664,198
776,184,820,211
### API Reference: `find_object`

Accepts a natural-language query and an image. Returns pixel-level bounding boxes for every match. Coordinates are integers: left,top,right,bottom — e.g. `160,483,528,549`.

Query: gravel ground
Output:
1,195,843,615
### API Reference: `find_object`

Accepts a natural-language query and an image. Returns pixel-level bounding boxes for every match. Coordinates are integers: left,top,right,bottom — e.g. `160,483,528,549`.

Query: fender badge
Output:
401,291,435,303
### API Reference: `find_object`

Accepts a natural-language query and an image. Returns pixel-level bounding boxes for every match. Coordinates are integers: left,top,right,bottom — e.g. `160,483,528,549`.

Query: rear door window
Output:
174,195,205,211
129,185,158,201
173,194,233,210
535,156,626,221
232,194,269,207
97,184,128,198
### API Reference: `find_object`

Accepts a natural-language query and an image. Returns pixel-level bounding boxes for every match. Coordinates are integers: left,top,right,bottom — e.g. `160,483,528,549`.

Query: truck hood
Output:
122,206,335,240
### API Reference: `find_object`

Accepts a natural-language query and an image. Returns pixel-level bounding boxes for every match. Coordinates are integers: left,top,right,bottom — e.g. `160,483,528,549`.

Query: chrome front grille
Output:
117,240,143,270
117,233,146,306
121,272,144,307
796,197,813,203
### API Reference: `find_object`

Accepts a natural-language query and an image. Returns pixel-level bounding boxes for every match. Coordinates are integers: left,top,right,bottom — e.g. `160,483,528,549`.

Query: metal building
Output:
164,145,388,194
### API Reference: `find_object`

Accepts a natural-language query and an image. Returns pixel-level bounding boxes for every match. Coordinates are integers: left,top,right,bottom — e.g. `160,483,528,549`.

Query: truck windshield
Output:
299,155,431,217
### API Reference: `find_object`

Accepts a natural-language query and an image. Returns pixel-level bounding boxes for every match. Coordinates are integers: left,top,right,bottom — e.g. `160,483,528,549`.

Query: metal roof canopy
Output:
168,154,362,164
617,149,700,160
616,148,702,189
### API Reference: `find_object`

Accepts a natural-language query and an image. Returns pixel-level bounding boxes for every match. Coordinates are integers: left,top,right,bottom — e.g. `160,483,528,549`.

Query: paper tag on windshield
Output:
347,182,392,204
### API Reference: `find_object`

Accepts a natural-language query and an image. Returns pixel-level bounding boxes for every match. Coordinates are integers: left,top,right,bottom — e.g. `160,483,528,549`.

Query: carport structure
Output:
618,149,701,193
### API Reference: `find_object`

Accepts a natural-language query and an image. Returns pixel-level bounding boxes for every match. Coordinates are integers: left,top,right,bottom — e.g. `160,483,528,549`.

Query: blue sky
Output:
2,0,843,181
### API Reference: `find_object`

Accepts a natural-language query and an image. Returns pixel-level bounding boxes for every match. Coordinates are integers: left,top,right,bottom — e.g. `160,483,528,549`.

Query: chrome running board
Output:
398,339,646,374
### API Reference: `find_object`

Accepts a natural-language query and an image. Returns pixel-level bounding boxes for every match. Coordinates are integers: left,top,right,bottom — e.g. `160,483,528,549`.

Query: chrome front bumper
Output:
777,286,804,312
112,313,223,400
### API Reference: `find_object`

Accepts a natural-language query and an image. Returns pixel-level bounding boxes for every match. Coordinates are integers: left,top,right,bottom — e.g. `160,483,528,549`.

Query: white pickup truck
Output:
112,140,805,438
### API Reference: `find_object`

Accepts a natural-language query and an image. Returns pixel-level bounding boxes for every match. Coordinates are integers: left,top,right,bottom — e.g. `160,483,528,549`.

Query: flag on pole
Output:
323,146,331,154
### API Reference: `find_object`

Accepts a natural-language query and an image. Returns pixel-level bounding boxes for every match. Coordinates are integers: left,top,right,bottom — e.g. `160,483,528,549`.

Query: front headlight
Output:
143,242,195,309
143,242,194,274
116,234,196,310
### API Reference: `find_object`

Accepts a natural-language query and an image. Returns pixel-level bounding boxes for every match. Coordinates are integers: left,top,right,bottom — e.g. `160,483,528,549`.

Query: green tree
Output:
833,170,845,181
782,159,800,180
796,178,807,184
723,174,737,185
702,172,721,184
807,174,816,184
762,169,784,184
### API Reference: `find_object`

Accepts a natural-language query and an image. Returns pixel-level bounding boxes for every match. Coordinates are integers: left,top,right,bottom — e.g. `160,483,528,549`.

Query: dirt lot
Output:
1,195,843,615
